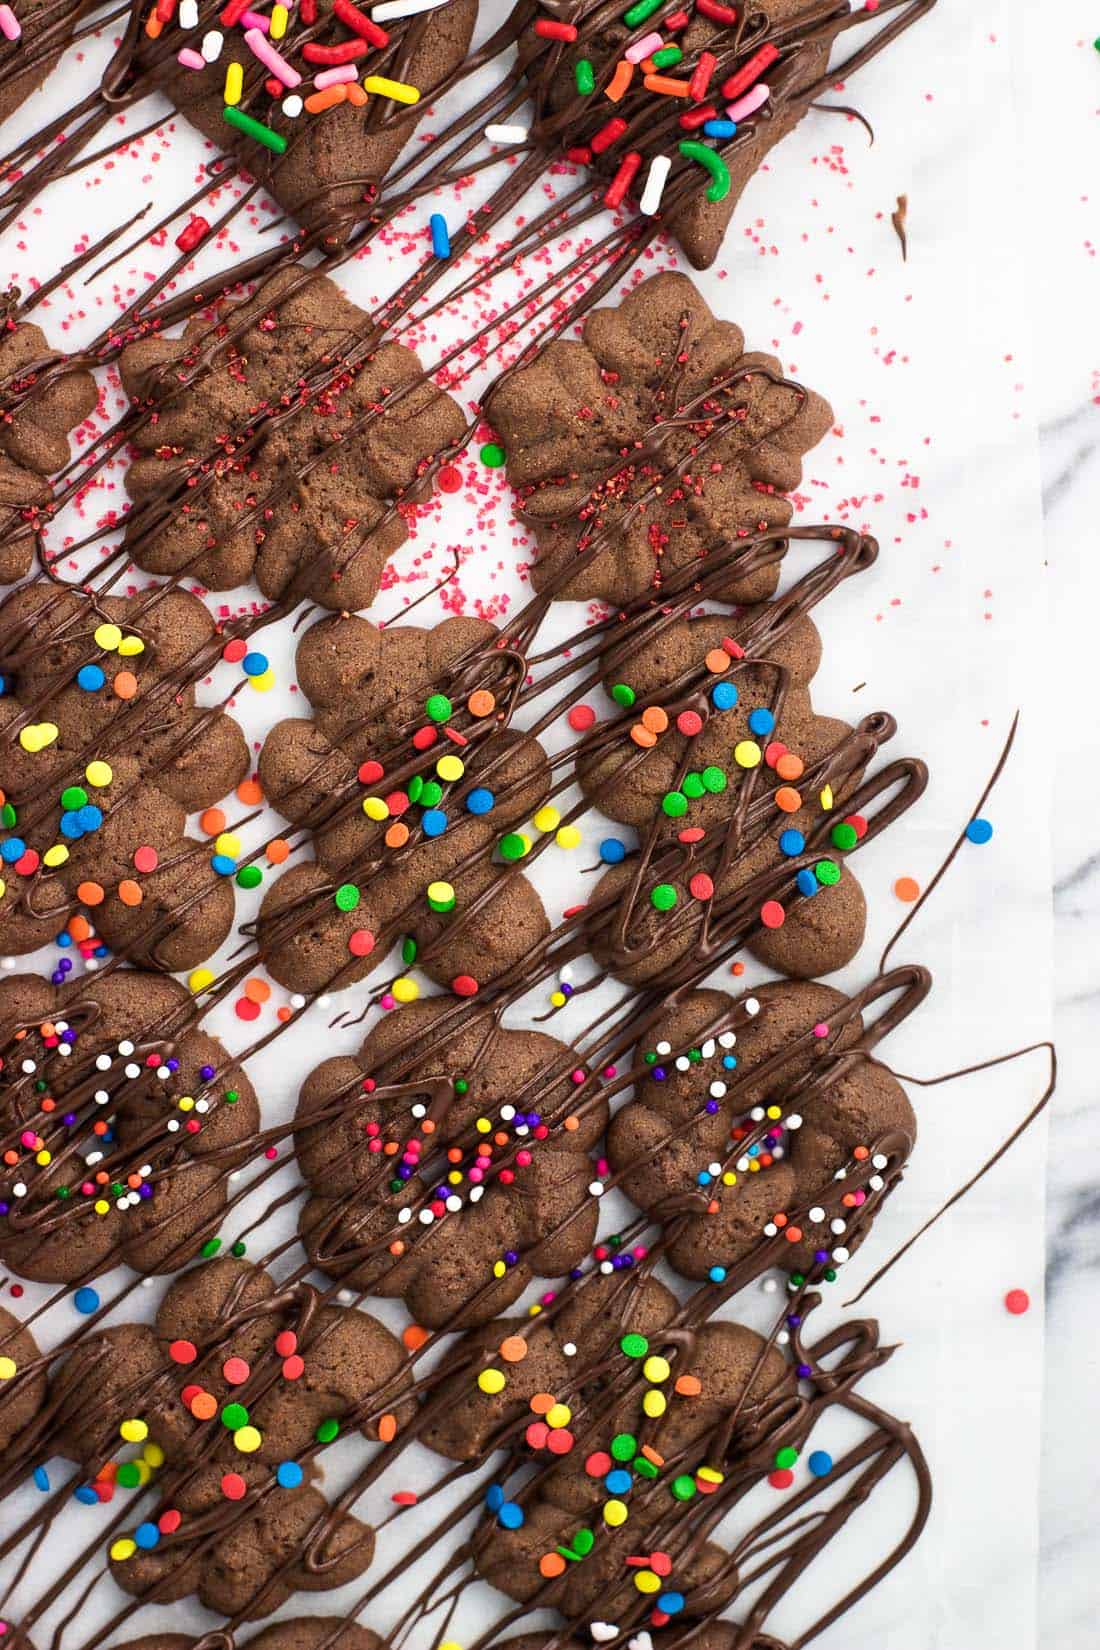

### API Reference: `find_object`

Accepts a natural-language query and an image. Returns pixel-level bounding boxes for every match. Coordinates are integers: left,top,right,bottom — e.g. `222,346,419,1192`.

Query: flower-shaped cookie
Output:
0,582,248,968
53,1256,409,1616
0,968,260,1283
295,995,607,1328
119,268,466,610
486,271,832,605
0,316,97,583
255,611,551,996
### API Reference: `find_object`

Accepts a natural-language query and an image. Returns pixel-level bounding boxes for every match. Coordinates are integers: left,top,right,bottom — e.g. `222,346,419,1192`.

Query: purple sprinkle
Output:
561,983,574,997
63,1112,77,1127
139,1182,154,1199
619,1253,634,1268
786,1314,801,1327
652,1066,666,1081
0,1203,8,1216
814,1249,828,1264
529,1113,541,1127
167,1058,180,1073
570,1267,584,1280
396,1165,412,1180
705,1099,719,1114
61,1029,77,1043
504,1249,519,1265
797,1363,813,1379
200,1065,215,1081
59,958,72,974
50,971,64,984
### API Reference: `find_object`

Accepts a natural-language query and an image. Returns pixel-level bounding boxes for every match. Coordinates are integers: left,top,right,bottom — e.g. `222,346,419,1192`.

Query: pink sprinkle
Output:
264,1146,278,1160
596,1157,608,1176
244,25,300,85
21,1131,36,1148
177,46,205,69
468,1166,483,1183
314,62,356,88
812,1022,829,1038
540,1290,556,1305
0,5,21,41
239,7,269,28
380,993,396,1010
726,82,769,122
571,1068,586,1084
602,1064,616,1079
632,1245,647,1260
625,31,662,63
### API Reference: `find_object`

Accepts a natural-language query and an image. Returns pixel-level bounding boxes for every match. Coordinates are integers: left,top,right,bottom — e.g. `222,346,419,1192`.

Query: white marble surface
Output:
0,1,1090,1647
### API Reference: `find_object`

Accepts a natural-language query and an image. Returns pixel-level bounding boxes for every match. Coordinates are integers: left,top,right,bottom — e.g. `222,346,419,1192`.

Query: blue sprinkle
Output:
242,651,268,677
466,787,495,815
697,1170,712,1186
795,869,819,897
74,1484,99,1505
276,1460,303,1488
498,1501,524,1529
599,837,626,864
135,1521,160,1549
60,812,84,839
1,838,26,863
708,1265,727,1283
76,664,106,692
421,808,447,837
966,817,993,845
702,118,736,140
33,1466,50,1492
76,805,103,832
808,1450,833,1477
57,931,72,947
211,854,236,875
429,212,451,259
73,1286,100,1314
712,681,738,712
747,707,775,736
0,675,6,695
605,1468,632,1495
722,1054,737,1069
778,828,805,857
485,1484,505,1513
658,1593,685,1615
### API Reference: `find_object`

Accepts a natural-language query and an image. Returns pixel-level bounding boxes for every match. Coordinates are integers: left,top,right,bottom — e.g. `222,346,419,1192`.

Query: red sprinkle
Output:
696,0,738,22
679,101,717,131
688,49,717,102
565,145,593,164
235,997,261,1021
437,464,462,492
219,0,249,23
169,1339,197,1364
332,0,388,45
221,1472,247,1500
452,975,479,997
689,873,714,901
676,709,703,736
663,8,690,28
760,900,785,929
722,41,779,102
358,759,384,784
591,117,628,155
768,1468,795,1490
175,214,209,254
348,929,376,957
392,1490,418,1505
1004,1289,1030,1315
222,638,247,663
604,150,642,209
534,17,577,40
302,39,368,64
412,726,437,751
274,1329,297,1356
568,704,597,731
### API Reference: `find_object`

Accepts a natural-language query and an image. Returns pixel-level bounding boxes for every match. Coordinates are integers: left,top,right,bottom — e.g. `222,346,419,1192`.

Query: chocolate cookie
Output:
52,1257,408,1615
0,1301,47,1452
0,967,260,1283
605,978,918,1283
255,611,551,995
295,995,607,1328
486,270,833,605
119,267,466,609
123,0,477,247
0,582,248,968
112,1620,381,1650
0,316,97,584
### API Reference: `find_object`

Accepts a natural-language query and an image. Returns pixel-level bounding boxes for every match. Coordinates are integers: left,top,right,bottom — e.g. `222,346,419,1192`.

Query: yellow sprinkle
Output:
142,1442,165,1467
0,878,5,900
555,825,581,849
428,880,454,905
119,1418,148,1443
697,1466,724,1484
527,1303,542,1316
19,722,59,753
225,61,244,104
270,2,288,36
603,1498,628,1526
392,976,419,1003
43,845,69,868
722,1171,737,1185
0,1357,17,1380
362,74,419,104
249,668,275,693
85,760,112,787
35,1149,51,1166
214,832,241,858
189,968,214,994
133,1459,151,1486
733,740,762,769
550,991,566,1007
117,635,145,657
533,805,560,833
477,1368,506,1394
642,1355,670,1384
475,1117,491,1134
492,1259,506,1278
545,1402,571,1428
110,1539,137,1563
362,795,390,821
93,622,122,651
634,1570,660,1594
748,1159,760,1173
93,1199,110,1215
766,1105,782,1119
435,754,464,782
234,1424,262,1453
642,1389,667,1418
447,1170,462,1185
178,1096,195,1112
819,784,834,811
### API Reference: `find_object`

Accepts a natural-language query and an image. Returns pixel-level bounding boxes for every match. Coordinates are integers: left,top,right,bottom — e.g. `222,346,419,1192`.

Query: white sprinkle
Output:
736,1157,749,1174
771,1146,784,1160
707,1161,722,1176
745,997,761,1017
485,122,529,144
141,1277,154,1287
372,0,447,20
337,1289,353,1304
562,1341,577,1356
761,1277,778,1294
655,1040,671,1056
872,1153,888,1170
124,1062,140,1079
708,1080,726,1099
750,1106,764,1121
832,1246,850,1264
139,1164,152,1177
808,1206,825,1223
469,1185,484,1203
118,1040,134,1056
674,1056,690,1072
156,1065,171,1080
599,1260,614,1274
588,1181,604,1197
57,1043,71,1057
166,1118,180,1131
282,94,303,118
500,1104,515,1121
94,1090,109,1105
201,28,223,62
397,1207,412,1224
180,0,198,24
95,1054,112,1071
20,1059,35,1074
196,1098,209,1114
418,1209,434,1225
786,1114,802,1130
411,1103,426,1118
639,153,671,216
868,1174,885,1192
290,993,306,1009
115,1196,129,1211
55,1021,68,1033
85,1152,102,1166
318,994,331,1008
830,1218,846,1234
718,1030,736,1048
763,1222,777,1237
445,1195,462,1212
84,959,99,972
12,1182,26,1197
700,1038,715,1059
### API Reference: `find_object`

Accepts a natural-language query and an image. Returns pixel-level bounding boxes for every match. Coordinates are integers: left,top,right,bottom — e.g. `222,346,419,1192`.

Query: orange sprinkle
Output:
68,915,92,941
113,670,137,700
704,646,730,674
563,1114,580,1131
674,1374,702,1397
784,1226,803,1243
266,837,290,864
237,777,263,805
467,689,496,717
772,1211,788,1228
641,705,668,735
420,1118,435,1135
77,881,104,906
447,1147,463,1164
305,85,347,113
41,1098,55,1112
894,876,920,903
201,807,226,836
383,1141,399,1156
117,879,143,907
403,1325,430,1351
189,1391,217,1420
389,1240,405,1256
243,977,271,1004
775,752,804,781
630,724,658,748
774,786,802,813
529,1392,555,1416
605,58,634,101
0,788,4,806
2,1152,16,1167
644,72,691,95
385,821,410,848
640,1444,665,1466
276,1006,292,1022
377,1412,397,1443
853,1145,870,1161
126,1173,141,1189
539,1553,567,1579
144,5,162,36
730,961,745,975
706,1199,720,1214
499,1336,528,1363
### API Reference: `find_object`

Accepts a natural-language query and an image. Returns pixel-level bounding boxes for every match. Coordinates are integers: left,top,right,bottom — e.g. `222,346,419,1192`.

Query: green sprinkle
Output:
623,0,663,25
574,59,595,96
408,775,424,804
224,1089,239,1104
222,1403,250,1430
499,832,528,861
454,1078,469,1095
420,780,443,808
633,1454,660,1479
611,1432,636,1461
688,1047,701,1062
571,1526,595,1555
677,138,731,203
236,864,262,889
334,883,361,912
789,1272,806,1288
610,682,635,708
316,1417,340,1443
661,791,688,818
650,883,677,911
231,1240,247,1257
823,1266,837,1282
651,45,682,68
116,1461,142,1488
60,787,87,812
815,859,841,886
401,936,418,964
0,802,16,827
671,1473,696,1501
425,693,452,722
644,1050,657,1065
222,105,288,154
701,765,728,793
479,442,506,468
682,772,705,799
830,821,858,851
775,1446,798,1470
201,1238,222,1257
56,1185,70,1199
620,1332,649,1358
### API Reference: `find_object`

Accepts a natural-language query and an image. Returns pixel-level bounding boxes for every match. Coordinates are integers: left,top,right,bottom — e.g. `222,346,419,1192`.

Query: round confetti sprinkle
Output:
479,442,506,467
221,1472,247,1500
568,704,596,731
894,876,920,902
760,900,785,928
1004,1288,1030,1315
73,1287,100,1314
276,1460,303,1488
967,818,993,844
808,1450,833,1476
348,929,376,957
